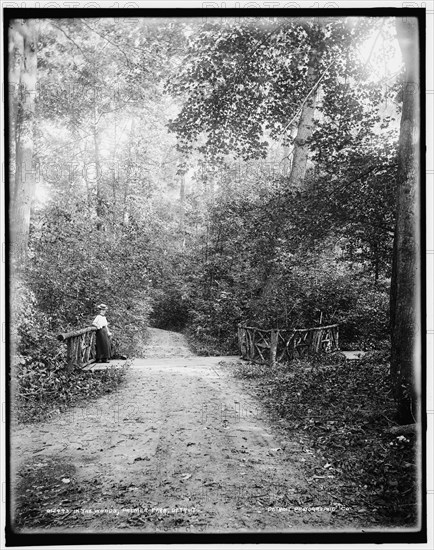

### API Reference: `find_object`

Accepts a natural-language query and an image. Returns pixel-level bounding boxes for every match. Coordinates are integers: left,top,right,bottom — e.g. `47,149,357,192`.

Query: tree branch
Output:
49,21,95,66
79,19,132,67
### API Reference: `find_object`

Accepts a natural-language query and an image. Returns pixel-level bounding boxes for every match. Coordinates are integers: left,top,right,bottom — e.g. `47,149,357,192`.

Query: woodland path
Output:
12,328,354,533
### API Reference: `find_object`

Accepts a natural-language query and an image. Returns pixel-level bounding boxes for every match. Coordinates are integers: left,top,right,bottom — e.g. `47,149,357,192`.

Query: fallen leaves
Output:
232,355,417,525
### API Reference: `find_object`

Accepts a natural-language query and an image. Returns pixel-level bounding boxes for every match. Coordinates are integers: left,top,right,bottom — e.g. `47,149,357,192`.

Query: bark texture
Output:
10,19,38,267
390,18,421,424
288,48,319,189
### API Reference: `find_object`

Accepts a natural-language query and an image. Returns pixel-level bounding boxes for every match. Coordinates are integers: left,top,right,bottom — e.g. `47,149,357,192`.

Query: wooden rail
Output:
238,323,339,366
57,326,97,368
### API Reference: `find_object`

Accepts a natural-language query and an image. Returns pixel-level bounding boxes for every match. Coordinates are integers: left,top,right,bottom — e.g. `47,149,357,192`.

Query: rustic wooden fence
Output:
237,323,339,366
57,326,97,368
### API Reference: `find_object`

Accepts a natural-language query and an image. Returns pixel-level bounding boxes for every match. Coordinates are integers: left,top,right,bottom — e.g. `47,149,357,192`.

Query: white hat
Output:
97,303,107,310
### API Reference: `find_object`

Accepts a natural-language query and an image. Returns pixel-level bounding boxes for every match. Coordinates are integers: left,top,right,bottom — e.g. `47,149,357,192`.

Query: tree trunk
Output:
111,115,118,230
8,21,23,184
76,129,91,212
288,48,319,189
388,424,417,436
261,46,320,300
10,19,38,268
93,121,103,231
179,173,185,243
123,118,135,227
390,18,421,425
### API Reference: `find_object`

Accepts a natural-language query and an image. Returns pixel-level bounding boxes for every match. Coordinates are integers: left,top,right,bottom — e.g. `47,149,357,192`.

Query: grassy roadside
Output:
228,352,418,527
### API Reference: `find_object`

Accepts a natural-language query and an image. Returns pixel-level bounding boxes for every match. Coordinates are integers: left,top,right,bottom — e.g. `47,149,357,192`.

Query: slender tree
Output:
9,19,38,267
390,17,421,424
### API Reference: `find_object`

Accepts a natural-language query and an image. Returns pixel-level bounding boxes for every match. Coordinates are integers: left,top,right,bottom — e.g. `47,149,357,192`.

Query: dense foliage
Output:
167,18,376,162
12,284,128,423
9,16,406,419
161,17,400,353
6,15,422,538
174,177,393,353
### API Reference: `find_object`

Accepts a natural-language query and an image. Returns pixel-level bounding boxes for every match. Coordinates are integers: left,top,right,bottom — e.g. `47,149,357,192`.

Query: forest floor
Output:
11,328,402,534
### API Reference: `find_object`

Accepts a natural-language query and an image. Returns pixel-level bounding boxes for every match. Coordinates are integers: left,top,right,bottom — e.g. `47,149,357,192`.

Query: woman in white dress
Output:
92,304,112,362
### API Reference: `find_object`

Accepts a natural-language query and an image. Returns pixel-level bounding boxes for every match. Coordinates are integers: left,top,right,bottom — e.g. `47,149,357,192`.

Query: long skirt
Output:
95,327,111,361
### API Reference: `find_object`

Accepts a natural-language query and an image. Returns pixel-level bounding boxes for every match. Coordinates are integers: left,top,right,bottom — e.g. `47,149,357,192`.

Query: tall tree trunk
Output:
288,48,319,189
76,129,91,212
10,19,38,268
123,119,136,227
179,173,185,246
111,115,118,229
260,46,320,300
390,17,421,424
8,21,22,188
93,119,103,231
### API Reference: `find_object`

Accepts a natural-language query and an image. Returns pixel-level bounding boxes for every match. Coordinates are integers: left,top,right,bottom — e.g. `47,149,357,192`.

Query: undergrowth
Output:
232,352,418,526
13,358,129,424
11,287,131,424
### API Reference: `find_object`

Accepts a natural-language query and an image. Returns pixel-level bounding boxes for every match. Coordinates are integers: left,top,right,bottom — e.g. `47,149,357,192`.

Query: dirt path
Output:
12,328,354,533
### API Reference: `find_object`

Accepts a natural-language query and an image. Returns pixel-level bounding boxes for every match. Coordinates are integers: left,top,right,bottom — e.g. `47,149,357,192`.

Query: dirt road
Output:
12,328,353,533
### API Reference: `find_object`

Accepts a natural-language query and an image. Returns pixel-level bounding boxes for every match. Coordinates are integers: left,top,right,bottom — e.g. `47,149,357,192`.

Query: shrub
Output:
11,282,128,424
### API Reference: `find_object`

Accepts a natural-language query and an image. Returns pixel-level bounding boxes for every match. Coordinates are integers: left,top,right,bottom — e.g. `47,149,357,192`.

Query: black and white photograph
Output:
2,3,429,546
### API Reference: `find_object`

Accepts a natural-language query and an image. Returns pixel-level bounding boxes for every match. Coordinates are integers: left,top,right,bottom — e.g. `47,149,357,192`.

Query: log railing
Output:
238,323,339,366
57,326,97,368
